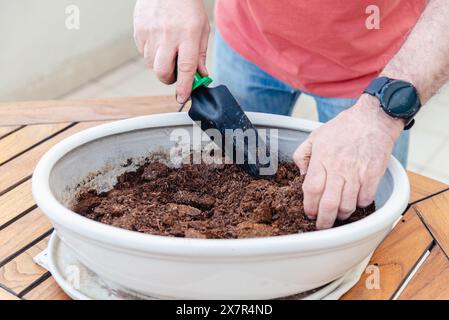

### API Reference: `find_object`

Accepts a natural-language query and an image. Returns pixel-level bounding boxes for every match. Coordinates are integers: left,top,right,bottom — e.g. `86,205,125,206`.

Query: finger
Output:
133,28,146,54
176,42,200,103
133,2,146,54
337,179,360,221
154,46,177,84
302,159,326,219
293,137,313,175
197,24,210,76
357,176,380,208
143,41,157,69
316,174,345,230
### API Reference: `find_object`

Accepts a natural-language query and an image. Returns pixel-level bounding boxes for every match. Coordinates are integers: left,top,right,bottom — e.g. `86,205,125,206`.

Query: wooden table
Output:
0,97,448,300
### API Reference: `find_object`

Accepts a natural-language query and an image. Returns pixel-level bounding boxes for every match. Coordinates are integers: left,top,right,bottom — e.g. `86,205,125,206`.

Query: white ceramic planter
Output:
32,112,409,299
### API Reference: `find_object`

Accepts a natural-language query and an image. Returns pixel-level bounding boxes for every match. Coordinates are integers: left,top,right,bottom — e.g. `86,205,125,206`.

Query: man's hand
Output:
133,0,210,103
293,94,404,229
293,0,449,230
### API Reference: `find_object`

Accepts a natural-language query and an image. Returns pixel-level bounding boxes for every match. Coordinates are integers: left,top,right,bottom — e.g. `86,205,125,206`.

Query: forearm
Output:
381,0,449,103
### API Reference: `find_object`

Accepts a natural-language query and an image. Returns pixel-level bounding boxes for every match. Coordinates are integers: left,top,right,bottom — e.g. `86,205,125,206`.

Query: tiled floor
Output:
61,42,449,184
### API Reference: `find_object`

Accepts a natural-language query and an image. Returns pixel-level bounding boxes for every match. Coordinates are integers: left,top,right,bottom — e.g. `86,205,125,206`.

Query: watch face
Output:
381,81,421,119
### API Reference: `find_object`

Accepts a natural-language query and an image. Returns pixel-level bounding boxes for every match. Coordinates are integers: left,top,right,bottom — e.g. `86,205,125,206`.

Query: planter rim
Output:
32,112,410,257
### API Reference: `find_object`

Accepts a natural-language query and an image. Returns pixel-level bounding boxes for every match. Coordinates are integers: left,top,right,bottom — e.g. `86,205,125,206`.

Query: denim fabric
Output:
213,32,409,167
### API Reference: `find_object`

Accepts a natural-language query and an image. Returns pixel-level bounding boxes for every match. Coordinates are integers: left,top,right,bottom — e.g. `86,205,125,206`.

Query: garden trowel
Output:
185,72,273,178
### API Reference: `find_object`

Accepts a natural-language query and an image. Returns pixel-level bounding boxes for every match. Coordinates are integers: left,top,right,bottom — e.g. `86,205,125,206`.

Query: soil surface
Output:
73,161,375,239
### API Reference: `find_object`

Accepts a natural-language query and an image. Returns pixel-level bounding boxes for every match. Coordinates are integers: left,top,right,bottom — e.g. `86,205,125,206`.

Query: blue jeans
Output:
212,32,409,167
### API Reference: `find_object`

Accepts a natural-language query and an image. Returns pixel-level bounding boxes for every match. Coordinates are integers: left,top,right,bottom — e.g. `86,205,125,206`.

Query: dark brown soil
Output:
73,161,375,239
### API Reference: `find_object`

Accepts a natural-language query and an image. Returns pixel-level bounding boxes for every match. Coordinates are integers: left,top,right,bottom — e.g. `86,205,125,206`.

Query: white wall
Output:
0,0,138,101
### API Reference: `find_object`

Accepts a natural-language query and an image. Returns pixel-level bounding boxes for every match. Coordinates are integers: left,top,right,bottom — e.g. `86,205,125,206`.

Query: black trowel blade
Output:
189,85,273,178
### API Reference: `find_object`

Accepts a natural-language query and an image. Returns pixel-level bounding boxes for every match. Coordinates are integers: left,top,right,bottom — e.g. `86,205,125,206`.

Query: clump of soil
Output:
73,161,375,239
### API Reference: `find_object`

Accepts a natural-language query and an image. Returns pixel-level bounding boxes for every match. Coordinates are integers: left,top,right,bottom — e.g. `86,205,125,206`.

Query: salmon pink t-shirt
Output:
215,0,426,98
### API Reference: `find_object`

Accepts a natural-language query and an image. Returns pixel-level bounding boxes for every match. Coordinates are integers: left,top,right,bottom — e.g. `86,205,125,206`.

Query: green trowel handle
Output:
192,72,213,91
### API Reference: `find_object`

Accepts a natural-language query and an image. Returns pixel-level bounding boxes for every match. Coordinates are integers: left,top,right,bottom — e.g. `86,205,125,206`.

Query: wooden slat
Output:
0,180,34,228
23,277,70,300
0,123,71,164
0,237,49,294
0,96,178,126
408,171,449,204
0,121,105,194
0,126,21,139
341,209,433,300
0,287,19,300
0,208,52,263
414,191,449,258
399,245,449,300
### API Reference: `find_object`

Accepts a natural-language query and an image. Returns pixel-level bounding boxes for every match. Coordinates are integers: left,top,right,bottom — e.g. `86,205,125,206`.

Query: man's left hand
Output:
293,94,404,229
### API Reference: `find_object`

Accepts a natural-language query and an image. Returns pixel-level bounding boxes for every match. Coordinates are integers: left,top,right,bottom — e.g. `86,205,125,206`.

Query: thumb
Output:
293,137,313,175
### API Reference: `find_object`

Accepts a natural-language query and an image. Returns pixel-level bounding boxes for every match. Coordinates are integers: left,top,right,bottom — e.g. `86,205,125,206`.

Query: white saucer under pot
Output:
40,232,372,300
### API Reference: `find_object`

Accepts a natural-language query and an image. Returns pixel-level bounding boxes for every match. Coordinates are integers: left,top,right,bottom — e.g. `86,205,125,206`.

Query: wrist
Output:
353,94,404,139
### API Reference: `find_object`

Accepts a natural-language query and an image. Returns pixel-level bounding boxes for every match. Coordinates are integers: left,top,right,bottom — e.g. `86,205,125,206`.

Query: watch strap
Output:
363,76,390,96
404,118,415,130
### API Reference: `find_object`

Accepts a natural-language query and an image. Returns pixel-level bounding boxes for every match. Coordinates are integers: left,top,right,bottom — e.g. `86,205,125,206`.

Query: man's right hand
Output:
133,0,210,103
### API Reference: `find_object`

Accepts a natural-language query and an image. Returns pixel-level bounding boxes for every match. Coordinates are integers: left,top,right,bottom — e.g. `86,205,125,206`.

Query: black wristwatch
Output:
363,76,421,130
